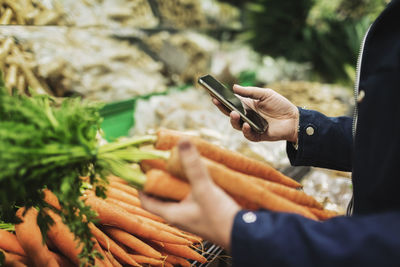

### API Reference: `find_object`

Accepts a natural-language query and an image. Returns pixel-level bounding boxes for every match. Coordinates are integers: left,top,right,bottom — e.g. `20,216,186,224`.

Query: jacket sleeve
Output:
286,108,353,171
231,210,400,267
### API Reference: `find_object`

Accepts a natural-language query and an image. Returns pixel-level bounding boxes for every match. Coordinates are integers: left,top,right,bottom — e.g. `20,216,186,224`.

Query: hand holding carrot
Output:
140,140,240,251
212,84,299,143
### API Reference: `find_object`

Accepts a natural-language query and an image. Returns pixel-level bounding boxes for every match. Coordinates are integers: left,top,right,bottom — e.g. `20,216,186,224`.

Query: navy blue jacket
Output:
231,1,400,266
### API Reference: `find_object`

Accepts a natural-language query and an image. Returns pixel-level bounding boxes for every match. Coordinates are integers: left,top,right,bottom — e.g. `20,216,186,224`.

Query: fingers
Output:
212,97,231,116
242,123,263,142
233,84,271,100
229,111,242,130
139,192,180,222
178,140,214,197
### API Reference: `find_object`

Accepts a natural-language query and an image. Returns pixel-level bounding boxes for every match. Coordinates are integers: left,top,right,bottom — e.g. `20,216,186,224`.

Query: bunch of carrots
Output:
141,128,338,221
0,183,206,267
0,128,337,266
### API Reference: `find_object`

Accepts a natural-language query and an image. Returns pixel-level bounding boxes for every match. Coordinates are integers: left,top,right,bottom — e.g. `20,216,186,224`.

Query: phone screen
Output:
198,74,268,133
198,75,245,113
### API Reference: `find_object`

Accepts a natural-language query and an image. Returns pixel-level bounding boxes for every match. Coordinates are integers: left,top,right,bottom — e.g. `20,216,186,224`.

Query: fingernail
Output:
178,139,192,151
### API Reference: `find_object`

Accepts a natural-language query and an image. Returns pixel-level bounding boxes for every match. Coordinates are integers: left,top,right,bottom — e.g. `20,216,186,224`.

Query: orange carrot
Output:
157,129,301,188
104,250,122,267
84,195,191,245
125,214,187,241
106,187,141,207
308,207,339,221
168,153,317,220
246,176,322,209
178,230,203,244
230,193,261,210
203,158,317,219
108,175,128,185
103,226,162,259
43,189,62,210
49,251,75,267
2,251,28,267
129,254,172,267
15,208,59,267
105,198,165,223
94,240,113,267
0,229,26,256
89,223,140,267
163,253,191,267
109,181,139,197
162,243,207,263
140,159,167,172
144,169,190,201
46,209,83,266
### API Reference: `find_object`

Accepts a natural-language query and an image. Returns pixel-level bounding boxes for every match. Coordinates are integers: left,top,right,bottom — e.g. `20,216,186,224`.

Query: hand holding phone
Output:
198,74,268,133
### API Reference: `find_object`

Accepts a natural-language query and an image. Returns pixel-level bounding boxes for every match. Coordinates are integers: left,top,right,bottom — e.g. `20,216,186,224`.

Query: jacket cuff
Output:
286,108,323,166
231,210,274,266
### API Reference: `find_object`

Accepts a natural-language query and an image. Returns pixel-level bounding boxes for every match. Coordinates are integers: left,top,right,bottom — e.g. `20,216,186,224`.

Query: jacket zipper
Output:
347,26,371,216
352,26,371,138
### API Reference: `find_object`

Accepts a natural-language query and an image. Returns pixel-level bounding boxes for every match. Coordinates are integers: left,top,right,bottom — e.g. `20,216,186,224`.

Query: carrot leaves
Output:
0,79,160,265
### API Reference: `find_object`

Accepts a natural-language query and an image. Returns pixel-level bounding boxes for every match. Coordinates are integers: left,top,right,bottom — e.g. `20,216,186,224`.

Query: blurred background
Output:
0,0,390,264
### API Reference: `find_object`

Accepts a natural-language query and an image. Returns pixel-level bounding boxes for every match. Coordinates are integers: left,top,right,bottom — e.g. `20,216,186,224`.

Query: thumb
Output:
178,139,214,198
233,84,271,100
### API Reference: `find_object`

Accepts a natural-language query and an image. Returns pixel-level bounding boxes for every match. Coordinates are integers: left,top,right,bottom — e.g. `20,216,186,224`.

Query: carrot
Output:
163,253,191,267
108,175,129,185
15,207,59,267
204,158,317,219
105,198,165,223
43,189,62,210
1,251,28,267
46,209,82,266
94,240,113,267
144,169,190,201
129,254,172,267
106,187,141,207
157,129,301,188
178,230,203,244
247,176,323,209
162,243,207,263
308,207,339,221
84,195,191,245
125,214,187,241
103,226,162,259
89,223,140,267
49,251,75,267
0,229,26,256
230,193,261,210
104,250,122,267
140,159,167,172
168,153,317,220
109,181,139,197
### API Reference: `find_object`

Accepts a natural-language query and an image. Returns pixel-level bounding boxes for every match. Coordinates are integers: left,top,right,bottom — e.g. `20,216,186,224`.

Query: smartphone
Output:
198,74,268,133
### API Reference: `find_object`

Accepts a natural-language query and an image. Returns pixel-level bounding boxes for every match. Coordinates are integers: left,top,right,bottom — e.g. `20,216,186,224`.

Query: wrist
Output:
289,107,299,143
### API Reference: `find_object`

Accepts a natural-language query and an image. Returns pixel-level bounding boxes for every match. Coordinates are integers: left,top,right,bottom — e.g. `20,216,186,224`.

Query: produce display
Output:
60,0,158,28
0,27,166,100
0,81,336,266
155,0,206,28
0,1,357,266
0,0,64,25
0,36,51,95
144,31,217,84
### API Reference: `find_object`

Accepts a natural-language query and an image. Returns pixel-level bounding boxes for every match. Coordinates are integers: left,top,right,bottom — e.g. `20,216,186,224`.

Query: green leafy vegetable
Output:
0,78,162,265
